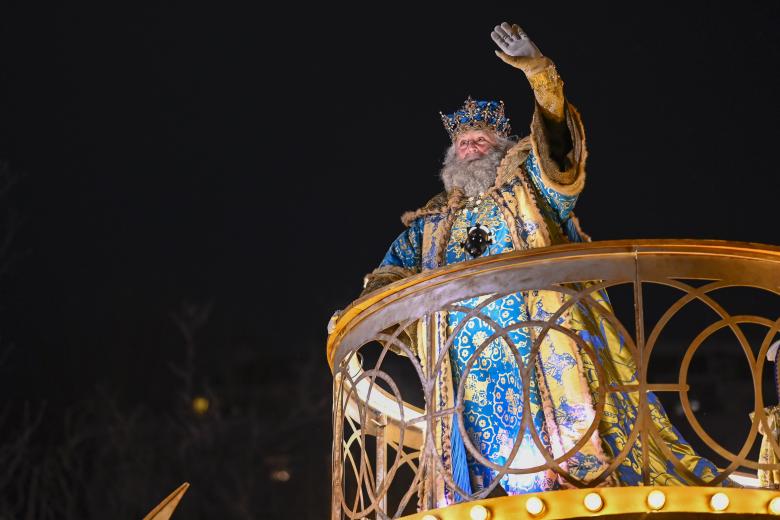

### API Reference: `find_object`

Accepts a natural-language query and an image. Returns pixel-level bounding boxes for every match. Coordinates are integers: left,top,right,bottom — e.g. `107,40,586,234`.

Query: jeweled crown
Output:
440,97,511,141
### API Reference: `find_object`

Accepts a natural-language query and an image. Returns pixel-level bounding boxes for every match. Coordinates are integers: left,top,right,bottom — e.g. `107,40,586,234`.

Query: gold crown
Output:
440,97,511,141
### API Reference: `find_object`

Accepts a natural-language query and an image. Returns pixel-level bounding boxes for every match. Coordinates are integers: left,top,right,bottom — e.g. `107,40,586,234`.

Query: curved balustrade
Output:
327,240,780,519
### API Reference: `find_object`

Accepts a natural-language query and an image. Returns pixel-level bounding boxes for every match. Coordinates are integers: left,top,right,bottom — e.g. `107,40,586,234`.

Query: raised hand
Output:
491,22,542,59
492,22,565,121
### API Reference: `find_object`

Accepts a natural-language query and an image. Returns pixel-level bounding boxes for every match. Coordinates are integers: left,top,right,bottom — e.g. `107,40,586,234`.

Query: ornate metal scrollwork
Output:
328,240,780,519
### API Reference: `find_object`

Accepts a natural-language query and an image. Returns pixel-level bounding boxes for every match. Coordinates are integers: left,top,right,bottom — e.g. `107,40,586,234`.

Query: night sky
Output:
1,2,780,515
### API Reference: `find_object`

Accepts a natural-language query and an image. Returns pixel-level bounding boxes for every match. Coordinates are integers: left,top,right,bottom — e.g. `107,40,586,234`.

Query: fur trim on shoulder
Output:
494,136,532,186
401,192,446,227
401,187,467,227
510,135,533,153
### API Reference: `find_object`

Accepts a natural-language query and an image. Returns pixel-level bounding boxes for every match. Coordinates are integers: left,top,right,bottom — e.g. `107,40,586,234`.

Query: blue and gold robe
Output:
365,101,724,505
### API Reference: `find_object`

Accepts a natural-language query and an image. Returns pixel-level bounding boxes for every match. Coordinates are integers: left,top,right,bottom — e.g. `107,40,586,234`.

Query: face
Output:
454,129,497,161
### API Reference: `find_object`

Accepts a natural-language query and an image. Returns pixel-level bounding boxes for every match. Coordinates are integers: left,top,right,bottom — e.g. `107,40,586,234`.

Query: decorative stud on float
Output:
583,492,604,512
646,489,666,511
709,492,729,512
469,504,490,520
525,496,545,516
769,496,780,515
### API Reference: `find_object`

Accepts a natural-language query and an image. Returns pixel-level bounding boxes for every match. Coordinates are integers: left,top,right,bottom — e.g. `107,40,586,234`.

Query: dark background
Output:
1,2,779,518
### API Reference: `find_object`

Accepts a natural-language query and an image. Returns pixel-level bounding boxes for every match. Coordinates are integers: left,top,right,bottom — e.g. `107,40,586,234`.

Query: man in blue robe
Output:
353,22,725,506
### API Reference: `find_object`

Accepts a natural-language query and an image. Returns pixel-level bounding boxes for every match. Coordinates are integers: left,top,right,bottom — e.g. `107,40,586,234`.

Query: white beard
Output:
439,137,516,197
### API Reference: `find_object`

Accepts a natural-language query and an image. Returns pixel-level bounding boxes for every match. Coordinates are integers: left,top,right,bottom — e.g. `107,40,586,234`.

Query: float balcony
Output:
327,240,780,519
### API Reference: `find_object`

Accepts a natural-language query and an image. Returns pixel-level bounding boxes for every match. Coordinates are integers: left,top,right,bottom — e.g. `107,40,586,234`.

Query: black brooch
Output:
461,224,493,258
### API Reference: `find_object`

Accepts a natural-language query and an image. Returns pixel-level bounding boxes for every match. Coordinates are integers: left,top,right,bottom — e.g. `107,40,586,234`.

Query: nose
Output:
464,142,480,155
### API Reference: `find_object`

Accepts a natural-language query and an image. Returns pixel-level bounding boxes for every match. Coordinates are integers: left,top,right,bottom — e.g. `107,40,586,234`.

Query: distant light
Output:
525,496,545,515
469,504,489,520
710,492,729,511
584,492,603,512
270,469,291,482
192,396,209,415
647,490,666,510
769,496,780,515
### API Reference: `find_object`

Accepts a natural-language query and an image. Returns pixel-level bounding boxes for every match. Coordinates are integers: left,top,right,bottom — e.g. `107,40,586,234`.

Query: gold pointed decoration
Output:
142,482,190,520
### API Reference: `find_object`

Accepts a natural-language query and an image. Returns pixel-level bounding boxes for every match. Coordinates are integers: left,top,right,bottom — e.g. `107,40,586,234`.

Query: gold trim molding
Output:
401,486,780,519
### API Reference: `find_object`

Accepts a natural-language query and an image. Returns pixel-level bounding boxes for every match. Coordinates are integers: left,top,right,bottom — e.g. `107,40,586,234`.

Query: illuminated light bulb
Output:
526,496,545,516
710,492,729,511
769,497,780,515
421,515,438,520
646,490,666,510
470,504,489,520
583,492,604,512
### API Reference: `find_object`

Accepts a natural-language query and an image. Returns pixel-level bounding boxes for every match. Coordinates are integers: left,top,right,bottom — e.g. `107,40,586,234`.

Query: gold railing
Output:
327,240,780,519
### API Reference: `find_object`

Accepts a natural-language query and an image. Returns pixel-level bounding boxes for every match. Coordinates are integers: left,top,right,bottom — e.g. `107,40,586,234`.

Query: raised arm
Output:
491,22,585,188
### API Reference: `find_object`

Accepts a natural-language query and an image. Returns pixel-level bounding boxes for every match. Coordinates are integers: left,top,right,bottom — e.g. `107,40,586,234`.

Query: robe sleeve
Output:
380,219,422,270
528,98,587,198
524,57,587,192
361,218,422,296
525,150,579,223
519,57,588,228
